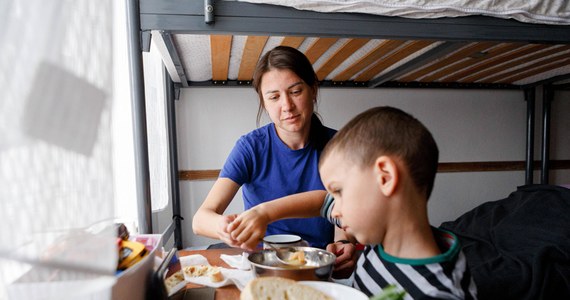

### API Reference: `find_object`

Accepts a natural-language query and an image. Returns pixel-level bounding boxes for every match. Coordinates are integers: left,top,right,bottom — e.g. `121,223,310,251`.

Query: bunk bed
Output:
126,0,570,298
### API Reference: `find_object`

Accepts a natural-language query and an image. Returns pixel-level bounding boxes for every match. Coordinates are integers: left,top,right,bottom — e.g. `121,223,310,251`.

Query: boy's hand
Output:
227,207,271,251
327,241,357,279
217,214,240,247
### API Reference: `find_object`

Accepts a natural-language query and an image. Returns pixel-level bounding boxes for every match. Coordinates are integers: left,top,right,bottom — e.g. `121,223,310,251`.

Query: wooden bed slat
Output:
210,35,232,81
280,36,305,48
305,38,339,64
467,45,570,83
422,43,525,82
355,40,435,82
315,38,370,81
332,40,406,82
482,50,570,83
399,41,497,82
368,42,467,87
444,43,532,82
237,35,269,81
497,57,570,84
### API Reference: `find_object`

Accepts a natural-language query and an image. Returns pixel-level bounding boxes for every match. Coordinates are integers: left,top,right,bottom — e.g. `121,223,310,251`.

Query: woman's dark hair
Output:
252,46,328,151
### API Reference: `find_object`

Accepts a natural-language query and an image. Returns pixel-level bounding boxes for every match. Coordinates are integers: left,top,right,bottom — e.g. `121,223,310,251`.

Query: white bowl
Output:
263,234,308,249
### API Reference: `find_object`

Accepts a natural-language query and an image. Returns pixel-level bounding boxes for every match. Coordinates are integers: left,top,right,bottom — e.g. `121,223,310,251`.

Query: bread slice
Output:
286,281,331,300
240,277,332,300
183,264,224,283
209,268,224,282
164,270,184,293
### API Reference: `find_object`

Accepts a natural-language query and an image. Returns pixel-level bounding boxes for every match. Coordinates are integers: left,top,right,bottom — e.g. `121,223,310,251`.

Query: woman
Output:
192,46,336,249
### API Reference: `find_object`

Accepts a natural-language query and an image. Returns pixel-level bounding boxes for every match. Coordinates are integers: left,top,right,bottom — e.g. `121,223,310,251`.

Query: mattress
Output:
238,0,570,25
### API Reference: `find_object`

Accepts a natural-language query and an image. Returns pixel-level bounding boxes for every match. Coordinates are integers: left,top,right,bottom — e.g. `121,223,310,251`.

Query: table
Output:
176,247,244,300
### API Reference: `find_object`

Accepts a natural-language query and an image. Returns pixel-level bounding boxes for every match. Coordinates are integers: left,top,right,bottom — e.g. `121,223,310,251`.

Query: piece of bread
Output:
183,265,210,277
183,264,225,283
164,270,184,293
209,268,224,282
240,277,332,300
287,250,306,266
286,281,332,300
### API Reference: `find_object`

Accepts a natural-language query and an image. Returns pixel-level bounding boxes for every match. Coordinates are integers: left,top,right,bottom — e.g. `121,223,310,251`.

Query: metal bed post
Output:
126,0,153,233
165,67,184,249
541,85,553,184
524,88,535,185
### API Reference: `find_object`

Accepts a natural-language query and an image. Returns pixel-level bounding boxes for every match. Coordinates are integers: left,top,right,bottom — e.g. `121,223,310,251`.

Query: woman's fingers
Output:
217,214,241,246
227,218,242,237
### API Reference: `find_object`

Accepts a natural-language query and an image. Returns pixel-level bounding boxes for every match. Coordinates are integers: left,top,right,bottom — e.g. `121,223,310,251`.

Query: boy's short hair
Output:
320,106,439,199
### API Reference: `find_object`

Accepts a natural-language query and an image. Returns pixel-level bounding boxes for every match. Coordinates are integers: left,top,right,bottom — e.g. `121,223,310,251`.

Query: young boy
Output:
229,106,477,298
318,106,477,299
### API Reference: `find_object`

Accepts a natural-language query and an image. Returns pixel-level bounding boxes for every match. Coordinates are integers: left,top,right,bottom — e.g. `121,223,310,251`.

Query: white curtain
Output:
143,43,170,213
0,1,116,299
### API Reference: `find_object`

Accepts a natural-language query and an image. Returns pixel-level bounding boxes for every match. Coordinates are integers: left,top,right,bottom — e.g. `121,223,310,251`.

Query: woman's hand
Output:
327,241,357,279
193,178,241,240
216,214,241,247
227,206,271,251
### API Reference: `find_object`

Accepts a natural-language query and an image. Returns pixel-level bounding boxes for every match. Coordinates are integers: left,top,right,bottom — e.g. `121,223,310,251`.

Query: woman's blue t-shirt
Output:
220,123,335,249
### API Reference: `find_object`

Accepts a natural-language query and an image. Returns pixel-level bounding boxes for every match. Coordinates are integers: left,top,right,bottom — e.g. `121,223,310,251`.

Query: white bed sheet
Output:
238,0,570,25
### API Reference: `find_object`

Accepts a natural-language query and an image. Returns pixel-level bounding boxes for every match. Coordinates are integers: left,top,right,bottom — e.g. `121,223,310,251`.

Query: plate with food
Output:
164,270,186,296
179,254,229,287
241,277,368,300
299,281,368,300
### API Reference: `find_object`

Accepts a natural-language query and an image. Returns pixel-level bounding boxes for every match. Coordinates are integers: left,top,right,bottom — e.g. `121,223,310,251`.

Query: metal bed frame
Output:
126,0,570,248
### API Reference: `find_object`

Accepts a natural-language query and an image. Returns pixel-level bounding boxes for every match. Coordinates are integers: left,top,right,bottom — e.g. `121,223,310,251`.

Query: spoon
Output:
265,243,306,266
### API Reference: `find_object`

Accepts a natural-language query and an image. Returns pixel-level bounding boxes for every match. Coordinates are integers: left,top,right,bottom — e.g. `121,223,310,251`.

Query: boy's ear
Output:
374,156,398,197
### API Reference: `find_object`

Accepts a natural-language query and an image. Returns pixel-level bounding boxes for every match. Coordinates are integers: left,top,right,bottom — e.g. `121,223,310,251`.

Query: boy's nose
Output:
331,206,342,219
